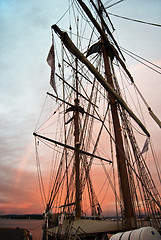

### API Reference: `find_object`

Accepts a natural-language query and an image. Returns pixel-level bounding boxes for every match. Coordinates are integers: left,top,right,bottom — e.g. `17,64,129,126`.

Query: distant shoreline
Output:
0,214,43,220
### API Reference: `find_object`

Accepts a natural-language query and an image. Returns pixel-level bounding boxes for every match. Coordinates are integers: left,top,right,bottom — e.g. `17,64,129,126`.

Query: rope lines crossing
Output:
35,138,47,209
55,0,75,25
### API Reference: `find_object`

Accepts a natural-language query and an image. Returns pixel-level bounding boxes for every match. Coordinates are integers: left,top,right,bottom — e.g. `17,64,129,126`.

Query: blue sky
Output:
0,0,161,214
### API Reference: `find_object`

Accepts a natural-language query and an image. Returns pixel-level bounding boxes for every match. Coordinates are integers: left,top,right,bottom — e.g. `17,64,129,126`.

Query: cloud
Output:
0,165,44,214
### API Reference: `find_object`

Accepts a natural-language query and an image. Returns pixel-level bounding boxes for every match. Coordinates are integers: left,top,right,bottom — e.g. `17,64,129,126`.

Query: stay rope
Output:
108,12,161,28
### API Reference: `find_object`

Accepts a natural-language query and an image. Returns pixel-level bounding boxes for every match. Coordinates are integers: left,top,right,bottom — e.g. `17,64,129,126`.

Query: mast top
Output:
52,24,150,137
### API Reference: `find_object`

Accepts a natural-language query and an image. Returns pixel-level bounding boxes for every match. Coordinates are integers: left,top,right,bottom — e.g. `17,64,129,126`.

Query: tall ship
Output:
33,0,161,239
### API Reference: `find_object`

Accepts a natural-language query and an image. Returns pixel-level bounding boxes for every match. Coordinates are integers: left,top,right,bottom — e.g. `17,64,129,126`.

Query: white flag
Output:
140,138,149,155
47,44,57,95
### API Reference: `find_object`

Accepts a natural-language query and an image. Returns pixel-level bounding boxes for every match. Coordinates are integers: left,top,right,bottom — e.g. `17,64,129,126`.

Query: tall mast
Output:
97,1,136,229
62,44,69,211
74,58,81,218
52,24,150,138
52,0,151,225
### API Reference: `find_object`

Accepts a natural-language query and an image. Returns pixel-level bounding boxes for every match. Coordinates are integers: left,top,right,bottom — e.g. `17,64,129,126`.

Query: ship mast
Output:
74,58,81,218
52,0,151,227
97,1,136,229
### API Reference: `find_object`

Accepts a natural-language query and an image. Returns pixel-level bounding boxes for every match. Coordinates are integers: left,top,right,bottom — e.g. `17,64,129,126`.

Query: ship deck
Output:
47,218,123,237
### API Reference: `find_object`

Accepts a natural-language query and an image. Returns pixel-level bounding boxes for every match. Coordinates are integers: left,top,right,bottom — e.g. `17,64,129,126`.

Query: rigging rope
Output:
108,12,161,28
120,47,161,71
114,61,147,135
133,83,161,129
121,48,161,75
111,60,161,219
150,141,161,184
105,0,124,9
34,95,48,132
56,0,75,25
35,138,47,209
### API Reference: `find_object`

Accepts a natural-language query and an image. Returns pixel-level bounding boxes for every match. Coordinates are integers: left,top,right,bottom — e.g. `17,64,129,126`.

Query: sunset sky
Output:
0,0,161,215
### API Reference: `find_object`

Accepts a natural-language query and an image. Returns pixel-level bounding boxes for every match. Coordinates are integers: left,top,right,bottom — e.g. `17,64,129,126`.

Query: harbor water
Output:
0,218,43,240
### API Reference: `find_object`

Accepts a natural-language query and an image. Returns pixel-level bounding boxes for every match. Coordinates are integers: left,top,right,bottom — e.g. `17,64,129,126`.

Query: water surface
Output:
0,218,43,240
